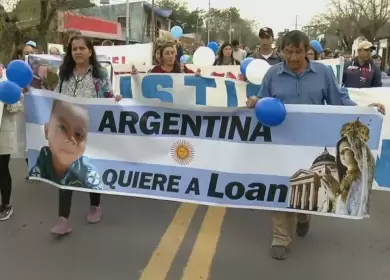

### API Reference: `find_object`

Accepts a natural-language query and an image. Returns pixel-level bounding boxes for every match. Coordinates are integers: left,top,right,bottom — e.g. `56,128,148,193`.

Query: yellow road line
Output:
139,203,198,280
181,206,227,280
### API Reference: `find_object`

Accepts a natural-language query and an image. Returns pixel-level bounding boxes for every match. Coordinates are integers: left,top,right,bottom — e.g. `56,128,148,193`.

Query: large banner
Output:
343,87,390,191
19,56,390,192
115,74,390,191
25,78,382,219
112,57,344,89
94,43,154,65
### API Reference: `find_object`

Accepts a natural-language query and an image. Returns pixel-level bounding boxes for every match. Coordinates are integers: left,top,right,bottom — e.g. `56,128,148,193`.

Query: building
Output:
57,11,123,45
8,0,124,47
74,1,173,43
289,148,339,213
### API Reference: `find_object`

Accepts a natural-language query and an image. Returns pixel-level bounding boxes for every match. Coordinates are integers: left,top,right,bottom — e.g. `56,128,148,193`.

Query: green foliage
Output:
0,0,95,63
156,0,204,33
306,0,390,51
156,0,258,46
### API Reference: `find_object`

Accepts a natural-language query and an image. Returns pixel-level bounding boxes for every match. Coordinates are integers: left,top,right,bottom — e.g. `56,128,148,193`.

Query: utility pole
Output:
229,13,231,43
196,16,199,43
295,15,298,30
207,0,210,43
125,0,130,44
151,0,156,44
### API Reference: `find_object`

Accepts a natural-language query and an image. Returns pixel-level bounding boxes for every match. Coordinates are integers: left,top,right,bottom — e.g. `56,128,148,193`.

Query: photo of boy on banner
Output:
29,99,102,190
288,118,375,216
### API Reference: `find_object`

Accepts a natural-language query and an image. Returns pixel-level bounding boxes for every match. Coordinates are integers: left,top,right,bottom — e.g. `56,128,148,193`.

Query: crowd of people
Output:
0,26,386,261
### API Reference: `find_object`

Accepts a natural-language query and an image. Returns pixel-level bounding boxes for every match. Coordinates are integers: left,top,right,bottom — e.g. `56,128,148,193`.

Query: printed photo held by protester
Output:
342,41,382,88
49,46,61,55
29,100,103,190
45,35,121,236
246,30,385,261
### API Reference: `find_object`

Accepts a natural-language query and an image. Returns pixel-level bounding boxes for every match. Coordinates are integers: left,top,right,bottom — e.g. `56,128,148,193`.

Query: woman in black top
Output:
213,42,240,66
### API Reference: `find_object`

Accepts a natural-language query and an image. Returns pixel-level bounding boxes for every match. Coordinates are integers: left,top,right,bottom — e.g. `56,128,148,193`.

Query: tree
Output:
157,0,258,46
204,7,258,45
13,0,95,52
156,0,204,33
306,0,390,51
0,2,21,63
0,0,95,63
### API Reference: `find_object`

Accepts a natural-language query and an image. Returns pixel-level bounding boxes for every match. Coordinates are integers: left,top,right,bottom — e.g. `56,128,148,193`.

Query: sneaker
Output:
296,220,310,237
50,217,72,235
0,205,13,221
271,245,289,260
87,206,102,224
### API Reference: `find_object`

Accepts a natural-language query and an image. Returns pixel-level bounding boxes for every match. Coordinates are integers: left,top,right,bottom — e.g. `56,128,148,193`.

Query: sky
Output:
186,0,331,35
2,0,331,35
109,0,332,35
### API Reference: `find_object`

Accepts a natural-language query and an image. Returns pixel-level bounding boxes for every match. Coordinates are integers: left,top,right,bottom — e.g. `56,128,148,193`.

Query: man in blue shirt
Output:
246,30,385,260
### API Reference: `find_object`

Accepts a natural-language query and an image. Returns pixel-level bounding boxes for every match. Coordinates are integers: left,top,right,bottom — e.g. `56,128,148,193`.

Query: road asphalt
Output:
1,159,390,280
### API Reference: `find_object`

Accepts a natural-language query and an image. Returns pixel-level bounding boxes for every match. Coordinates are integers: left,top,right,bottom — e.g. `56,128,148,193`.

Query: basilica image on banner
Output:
288,118,376,217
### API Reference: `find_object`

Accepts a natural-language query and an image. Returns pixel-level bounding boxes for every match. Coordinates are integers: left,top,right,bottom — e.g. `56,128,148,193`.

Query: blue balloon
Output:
6,60,33,88
0,80,21,104
255,97,286,127
171,26,183,39
180,55,190,64
207,42,218,54
240,57,254,76
310,40,323,54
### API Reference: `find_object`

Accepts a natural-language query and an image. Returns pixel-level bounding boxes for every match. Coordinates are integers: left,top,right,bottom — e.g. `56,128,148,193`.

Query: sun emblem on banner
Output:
170,140,195,165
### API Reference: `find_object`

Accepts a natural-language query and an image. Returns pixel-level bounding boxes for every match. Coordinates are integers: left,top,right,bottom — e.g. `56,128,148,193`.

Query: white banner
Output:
94,43,154,66
112,57,344,90
25,86,382,219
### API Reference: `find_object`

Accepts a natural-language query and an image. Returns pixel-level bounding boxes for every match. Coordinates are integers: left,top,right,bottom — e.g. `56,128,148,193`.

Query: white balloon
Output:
193,46,216,67
245,59,271,85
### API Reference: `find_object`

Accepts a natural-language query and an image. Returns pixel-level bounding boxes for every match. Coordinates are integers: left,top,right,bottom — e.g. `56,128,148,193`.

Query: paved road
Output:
1,159,390,280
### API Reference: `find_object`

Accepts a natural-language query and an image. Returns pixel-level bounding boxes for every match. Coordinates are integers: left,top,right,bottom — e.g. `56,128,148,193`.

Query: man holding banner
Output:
247,30,385,260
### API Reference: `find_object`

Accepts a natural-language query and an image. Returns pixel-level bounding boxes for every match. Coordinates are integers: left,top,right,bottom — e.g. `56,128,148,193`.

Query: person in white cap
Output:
342,41,382,88
25,41,37,54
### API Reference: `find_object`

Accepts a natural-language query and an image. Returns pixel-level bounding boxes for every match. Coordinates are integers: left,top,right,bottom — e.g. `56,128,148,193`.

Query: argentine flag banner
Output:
25,76,382,220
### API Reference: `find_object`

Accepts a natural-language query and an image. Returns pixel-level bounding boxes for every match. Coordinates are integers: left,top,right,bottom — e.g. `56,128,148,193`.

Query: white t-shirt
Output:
233,49,247,62
262,53,272,59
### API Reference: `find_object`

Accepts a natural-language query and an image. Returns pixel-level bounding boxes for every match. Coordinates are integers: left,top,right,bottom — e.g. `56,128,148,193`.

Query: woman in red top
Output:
151,42,198,74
